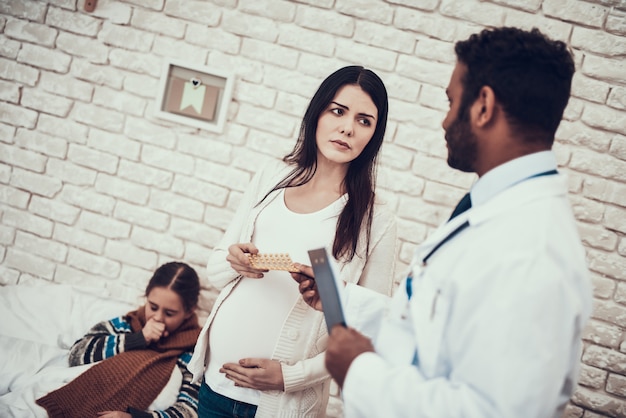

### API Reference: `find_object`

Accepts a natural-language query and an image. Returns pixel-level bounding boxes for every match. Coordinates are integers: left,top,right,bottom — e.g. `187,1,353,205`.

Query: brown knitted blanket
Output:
36,306,200,418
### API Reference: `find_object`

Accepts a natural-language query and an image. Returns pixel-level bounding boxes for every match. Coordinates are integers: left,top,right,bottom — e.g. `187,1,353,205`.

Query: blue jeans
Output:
198,381,258,418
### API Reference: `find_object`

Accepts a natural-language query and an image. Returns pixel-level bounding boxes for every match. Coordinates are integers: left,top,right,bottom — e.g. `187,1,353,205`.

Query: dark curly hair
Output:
454,27,575,145
145,262,200,312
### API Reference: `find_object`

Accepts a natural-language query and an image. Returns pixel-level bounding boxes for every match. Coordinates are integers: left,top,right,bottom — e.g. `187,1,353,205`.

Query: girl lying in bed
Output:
36,262,201,418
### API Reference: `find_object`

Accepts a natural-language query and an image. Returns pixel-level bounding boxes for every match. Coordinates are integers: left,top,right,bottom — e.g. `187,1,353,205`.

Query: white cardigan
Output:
188,159,398,417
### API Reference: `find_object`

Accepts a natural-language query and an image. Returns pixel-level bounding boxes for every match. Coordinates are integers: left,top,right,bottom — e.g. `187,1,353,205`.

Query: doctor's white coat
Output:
341,172,592,418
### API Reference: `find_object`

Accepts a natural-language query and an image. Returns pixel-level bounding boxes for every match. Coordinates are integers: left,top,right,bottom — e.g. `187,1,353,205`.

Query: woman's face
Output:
144,286,191,334
316,84,378,166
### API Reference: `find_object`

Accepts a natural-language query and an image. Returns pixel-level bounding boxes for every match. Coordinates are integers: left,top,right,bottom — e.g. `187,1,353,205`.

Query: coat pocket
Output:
410,277,450,378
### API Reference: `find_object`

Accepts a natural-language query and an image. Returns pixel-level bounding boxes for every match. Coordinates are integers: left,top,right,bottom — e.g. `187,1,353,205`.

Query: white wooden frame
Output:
155,59,234,133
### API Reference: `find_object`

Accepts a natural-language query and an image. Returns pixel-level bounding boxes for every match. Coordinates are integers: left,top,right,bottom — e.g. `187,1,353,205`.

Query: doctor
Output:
292,26,592,418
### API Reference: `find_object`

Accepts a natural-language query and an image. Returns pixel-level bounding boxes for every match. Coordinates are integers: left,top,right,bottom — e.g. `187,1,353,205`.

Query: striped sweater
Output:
69,314,199,418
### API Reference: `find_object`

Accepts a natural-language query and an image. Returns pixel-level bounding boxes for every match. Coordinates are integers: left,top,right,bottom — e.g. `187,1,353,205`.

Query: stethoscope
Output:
405,168,559,301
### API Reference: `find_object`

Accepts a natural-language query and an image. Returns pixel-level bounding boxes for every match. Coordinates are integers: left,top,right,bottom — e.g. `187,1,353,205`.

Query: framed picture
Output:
155,60,234,133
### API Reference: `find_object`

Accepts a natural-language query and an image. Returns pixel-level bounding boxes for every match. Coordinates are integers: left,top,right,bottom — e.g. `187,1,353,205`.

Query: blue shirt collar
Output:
470,151,558,207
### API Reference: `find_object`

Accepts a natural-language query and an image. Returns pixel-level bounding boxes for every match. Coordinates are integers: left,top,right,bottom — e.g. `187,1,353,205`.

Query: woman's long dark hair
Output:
260,66,389,262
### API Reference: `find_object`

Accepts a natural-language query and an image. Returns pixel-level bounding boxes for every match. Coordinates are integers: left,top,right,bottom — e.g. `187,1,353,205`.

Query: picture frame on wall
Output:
155,60,234,133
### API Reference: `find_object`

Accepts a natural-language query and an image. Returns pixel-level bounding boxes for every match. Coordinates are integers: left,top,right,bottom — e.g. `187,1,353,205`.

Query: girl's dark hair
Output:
261,65,389,262
454,27,575,145
145,262,200,312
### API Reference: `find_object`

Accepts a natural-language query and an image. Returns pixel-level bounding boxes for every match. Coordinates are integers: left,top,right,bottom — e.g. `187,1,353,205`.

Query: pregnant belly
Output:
209,274,299,364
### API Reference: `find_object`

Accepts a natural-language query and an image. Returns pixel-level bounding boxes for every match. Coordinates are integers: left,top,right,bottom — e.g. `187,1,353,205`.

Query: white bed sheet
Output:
0,283,181,417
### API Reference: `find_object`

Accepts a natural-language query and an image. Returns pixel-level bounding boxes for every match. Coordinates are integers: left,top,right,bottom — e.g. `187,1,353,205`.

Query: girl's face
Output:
316,84,378,166
144,286,193,334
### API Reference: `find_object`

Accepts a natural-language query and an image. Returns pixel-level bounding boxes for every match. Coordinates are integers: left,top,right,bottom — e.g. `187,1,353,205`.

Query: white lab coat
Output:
340,166,592,418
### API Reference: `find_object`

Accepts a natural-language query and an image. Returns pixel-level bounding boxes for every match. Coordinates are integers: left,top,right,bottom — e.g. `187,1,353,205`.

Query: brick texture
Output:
0,1,625,417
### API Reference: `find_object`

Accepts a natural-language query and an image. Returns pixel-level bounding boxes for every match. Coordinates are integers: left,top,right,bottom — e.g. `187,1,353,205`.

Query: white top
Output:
206,189,346,404
340,152,592,418
188,159,398,418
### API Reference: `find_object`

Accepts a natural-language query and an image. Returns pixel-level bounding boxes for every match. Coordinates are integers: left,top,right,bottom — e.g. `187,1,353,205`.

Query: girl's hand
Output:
142,317,167,345
220,358,285,391
97,411,131,418
226,243,268,279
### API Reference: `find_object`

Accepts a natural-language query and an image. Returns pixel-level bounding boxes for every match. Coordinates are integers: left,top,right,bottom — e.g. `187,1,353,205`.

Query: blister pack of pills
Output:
247,253,300,272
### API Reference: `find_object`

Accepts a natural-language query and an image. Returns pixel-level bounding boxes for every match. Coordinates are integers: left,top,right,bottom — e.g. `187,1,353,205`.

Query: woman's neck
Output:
285,161,347,213
311,158,348,194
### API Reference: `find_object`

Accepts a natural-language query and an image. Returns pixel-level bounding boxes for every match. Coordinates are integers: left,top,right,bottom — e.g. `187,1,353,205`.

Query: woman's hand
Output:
142,317,167,345
226,243,268,279
290,264,323,311
97,411,131,418
220,358,285,391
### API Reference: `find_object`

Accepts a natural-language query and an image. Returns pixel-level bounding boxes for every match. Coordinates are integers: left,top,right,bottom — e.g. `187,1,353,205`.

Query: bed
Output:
0,282,184,417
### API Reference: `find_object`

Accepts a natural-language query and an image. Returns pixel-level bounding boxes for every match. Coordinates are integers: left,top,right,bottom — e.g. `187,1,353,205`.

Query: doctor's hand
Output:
220,358,285,391
226,243,267,279
326,325,375,388
290,264,322,311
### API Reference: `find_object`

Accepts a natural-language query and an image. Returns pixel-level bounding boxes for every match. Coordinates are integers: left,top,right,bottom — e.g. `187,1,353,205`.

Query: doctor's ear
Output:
473,86,496,127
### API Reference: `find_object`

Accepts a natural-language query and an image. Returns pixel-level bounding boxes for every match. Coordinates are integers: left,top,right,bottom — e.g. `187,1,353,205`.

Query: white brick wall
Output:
0,0,625,416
